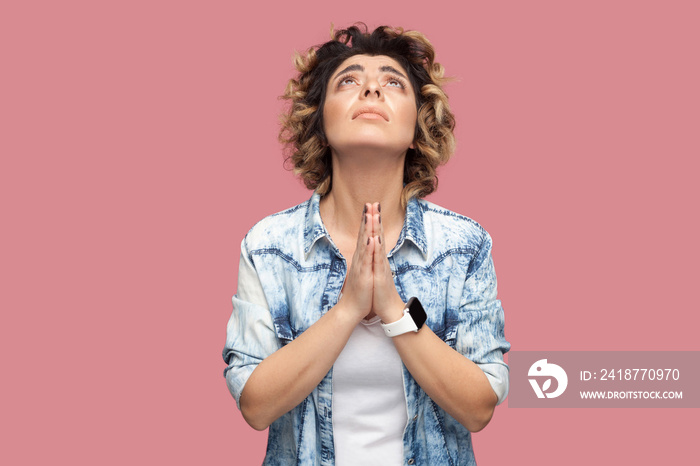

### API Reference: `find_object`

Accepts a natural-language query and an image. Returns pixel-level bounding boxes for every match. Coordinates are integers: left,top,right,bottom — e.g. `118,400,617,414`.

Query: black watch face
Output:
408,297,427,329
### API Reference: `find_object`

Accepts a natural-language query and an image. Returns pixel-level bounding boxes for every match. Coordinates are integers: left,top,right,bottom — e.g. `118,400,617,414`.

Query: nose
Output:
361,80,382,99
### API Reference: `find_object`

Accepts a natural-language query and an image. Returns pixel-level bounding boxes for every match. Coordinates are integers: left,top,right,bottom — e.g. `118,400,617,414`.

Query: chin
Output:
330,134,413,156
334,141,411,158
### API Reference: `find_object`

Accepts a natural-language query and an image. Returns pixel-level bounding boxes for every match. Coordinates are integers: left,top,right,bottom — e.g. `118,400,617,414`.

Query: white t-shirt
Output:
332,316,407,465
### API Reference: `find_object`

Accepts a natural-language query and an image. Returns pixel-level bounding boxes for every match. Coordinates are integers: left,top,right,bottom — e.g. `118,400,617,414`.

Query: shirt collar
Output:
303,192,328,257
396,195,428,257
303,192,428,258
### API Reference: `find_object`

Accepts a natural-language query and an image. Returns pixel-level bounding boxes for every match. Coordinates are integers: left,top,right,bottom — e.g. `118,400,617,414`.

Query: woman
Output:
223,24,510,465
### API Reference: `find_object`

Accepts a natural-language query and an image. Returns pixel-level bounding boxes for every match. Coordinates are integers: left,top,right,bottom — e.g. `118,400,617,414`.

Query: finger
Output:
370,207,384,254
356,235,373,284
372,231,389,276
372,202,380,238
377,202,385,251
360,214,375,271
372,233,382,271
366,235,376,265
355,203,370,250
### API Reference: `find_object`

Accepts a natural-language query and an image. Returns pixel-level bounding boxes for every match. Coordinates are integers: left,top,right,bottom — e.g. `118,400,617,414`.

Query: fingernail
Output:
379,236,382,244
363,205,367,215
378,203,381,213
364,214,367,224
379,215,381,224
367,237,370,245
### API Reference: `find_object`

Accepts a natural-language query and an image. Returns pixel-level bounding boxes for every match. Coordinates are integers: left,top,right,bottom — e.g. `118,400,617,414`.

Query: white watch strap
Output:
380,307,418,337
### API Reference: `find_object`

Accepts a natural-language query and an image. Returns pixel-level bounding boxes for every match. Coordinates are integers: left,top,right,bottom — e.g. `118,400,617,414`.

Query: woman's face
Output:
323,54,418,157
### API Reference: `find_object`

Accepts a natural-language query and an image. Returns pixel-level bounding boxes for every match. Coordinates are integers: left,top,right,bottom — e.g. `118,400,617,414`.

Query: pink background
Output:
2,1,698,464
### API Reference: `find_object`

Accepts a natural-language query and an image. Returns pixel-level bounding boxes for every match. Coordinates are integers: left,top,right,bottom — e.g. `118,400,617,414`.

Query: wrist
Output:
380,297,427,338
332,298,365,327
378,296,406,324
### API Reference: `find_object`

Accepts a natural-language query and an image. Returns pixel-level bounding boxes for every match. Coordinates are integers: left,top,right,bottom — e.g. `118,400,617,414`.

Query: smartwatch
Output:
380,297,427,337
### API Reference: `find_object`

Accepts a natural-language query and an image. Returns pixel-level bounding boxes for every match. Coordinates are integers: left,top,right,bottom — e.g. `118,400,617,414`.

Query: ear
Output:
409,141,415,149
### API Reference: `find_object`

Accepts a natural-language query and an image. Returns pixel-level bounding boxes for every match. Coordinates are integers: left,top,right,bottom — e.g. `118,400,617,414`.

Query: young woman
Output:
223,24,510,465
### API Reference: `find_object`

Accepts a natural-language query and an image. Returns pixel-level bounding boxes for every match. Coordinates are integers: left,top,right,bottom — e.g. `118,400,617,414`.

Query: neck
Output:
319,148,406,240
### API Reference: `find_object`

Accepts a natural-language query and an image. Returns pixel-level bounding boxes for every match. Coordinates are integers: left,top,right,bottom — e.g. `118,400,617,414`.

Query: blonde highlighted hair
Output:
279,24,456,207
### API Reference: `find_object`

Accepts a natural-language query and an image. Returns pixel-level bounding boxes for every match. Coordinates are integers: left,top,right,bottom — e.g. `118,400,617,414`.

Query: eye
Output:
338,75,357,87
385,76,406,89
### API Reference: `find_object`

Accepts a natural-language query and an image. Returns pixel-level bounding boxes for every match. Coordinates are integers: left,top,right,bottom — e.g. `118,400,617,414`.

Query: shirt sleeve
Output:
222,238,282,410
454,231,511,405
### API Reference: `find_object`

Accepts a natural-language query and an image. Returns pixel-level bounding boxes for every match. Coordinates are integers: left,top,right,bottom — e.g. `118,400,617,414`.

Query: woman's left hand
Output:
368,203,406,323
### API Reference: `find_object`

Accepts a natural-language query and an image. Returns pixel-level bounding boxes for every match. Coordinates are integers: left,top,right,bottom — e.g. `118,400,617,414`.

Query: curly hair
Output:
279,23,456,207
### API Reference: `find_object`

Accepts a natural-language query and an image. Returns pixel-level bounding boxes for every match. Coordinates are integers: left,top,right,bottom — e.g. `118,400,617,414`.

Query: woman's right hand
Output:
239,205,375,430
337,203,375,322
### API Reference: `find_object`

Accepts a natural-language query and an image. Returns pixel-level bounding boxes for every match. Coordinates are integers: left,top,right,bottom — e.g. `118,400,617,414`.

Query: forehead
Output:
332,54,408,76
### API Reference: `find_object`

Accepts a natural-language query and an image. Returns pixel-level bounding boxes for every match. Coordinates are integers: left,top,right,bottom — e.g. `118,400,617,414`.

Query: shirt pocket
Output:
397,250,474,347
396,265,449,340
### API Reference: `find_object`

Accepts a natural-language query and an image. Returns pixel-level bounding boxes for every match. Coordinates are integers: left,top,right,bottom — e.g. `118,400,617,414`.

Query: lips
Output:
352,106,389,121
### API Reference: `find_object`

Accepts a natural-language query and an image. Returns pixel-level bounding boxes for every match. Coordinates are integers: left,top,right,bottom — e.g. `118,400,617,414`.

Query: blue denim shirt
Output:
223,192,510,465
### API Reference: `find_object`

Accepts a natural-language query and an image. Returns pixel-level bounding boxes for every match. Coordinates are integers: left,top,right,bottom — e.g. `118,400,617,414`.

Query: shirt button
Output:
408,459,415,465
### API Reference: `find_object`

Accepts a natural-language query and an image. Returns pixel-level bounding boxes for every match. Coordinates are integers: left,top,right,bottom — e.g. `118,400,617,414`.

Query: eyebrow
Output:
332,64,408,81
